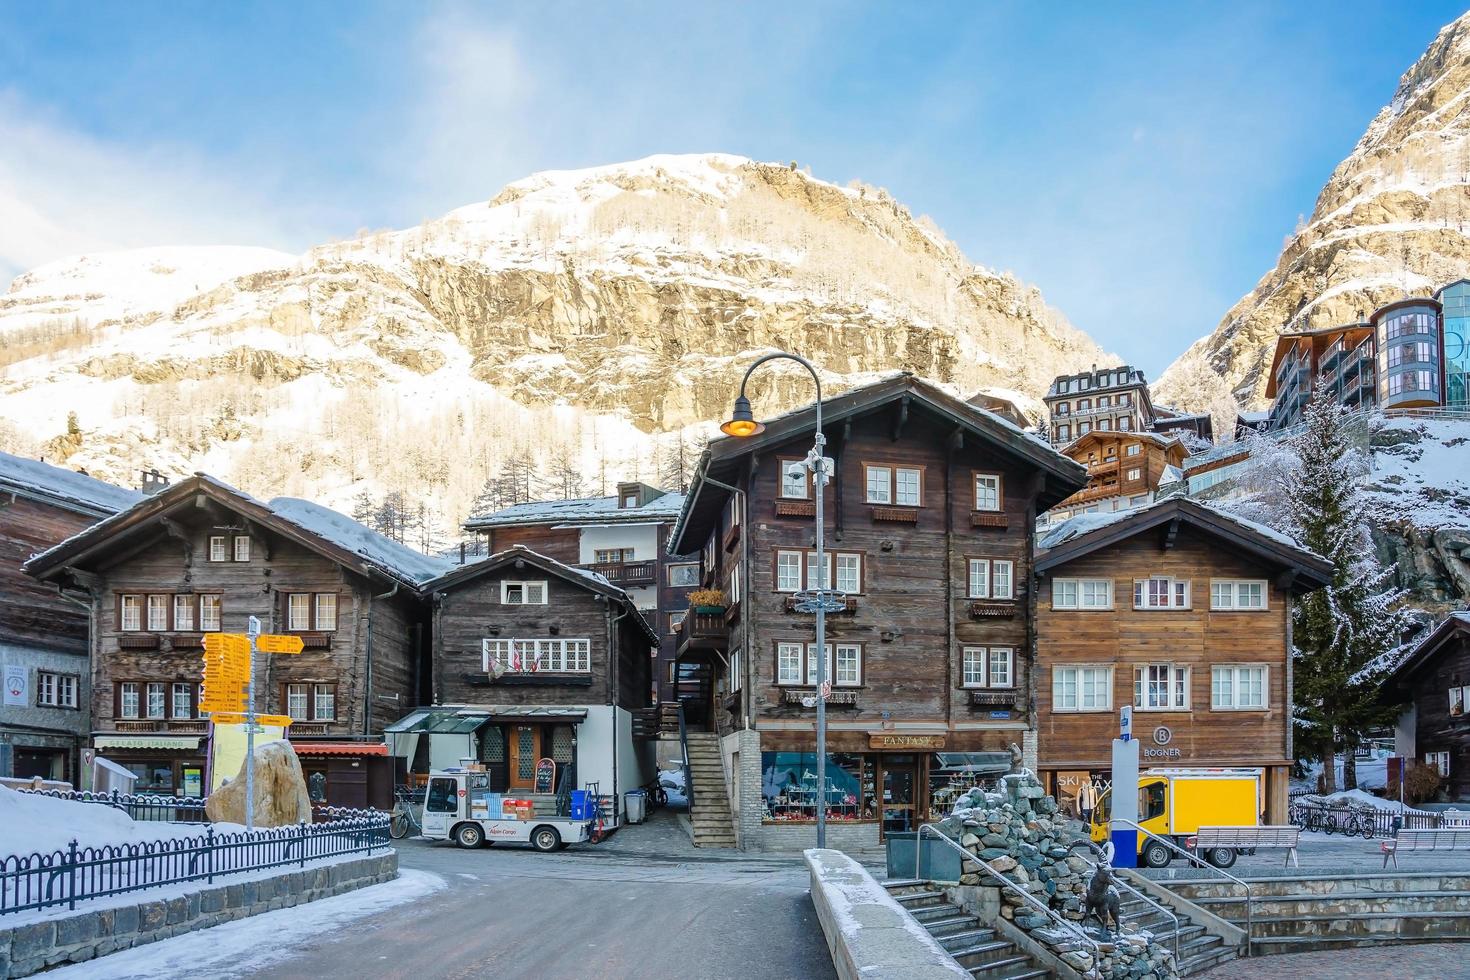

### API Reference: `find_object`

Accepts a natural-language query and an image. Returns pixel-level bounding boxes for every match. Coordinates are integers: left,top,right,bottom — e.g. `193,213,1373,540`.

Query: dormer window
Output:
622,494,638,509
502,580,548,605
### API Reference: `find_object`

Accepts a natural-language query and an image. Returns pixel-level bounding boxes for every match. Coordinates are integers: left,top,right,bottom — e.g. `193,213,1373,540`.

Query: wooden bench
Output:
1194,825,1301,867
1381,828,1470,868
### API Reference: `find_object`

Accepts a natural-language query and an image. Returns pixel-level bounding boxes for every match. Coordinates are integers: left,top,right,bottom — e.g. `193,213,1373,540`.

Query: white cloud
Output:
0,91,310,286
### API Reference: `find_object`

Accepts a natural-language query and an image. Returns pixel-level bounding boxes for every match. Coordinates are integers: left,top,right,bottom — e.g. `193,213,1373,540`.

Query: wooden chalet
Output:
1385,613,1470,800
1033,496,1332,823
23,474,447,807
0,453,142,782
1048,430,1187,521
667,373,1087,849
388,546,658,822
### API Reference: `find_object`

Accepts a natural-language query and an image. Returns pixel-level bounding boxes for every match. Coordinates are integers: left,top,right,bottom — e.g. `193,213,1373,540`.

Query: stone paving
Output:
1202,942,1470,978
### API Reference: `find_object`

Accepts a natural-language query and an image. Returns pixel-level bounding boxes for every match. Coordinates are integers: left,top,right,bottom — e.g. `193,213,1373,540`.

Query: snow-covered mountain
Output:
1156,12,1470,414
0,154,1109,536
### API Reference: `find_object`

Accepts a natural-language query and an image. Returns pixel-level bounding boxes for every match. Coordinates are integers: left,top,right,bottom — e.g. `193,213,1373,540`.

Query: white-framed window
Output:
501,580,548,605
1126,443,1141,456
120,595,142,632
482,638,592,673
147,594,169,631
594,547,636,564
288,593,312,630
1051,578,1112,610
208,536,229,562
1427,750,1451,777
173,595,195,631
1134,577,1190,610
865,465,922,506
119,682,139,718
974,473,1002,512
895,467,921,506
962,647,987,687
668,563,699,587
146,682,166,719
172,682,193,719
233,535,251,562
1053,666,1112,711
669,610,686,634
37,672,78,709
1079,422,1092,435
1210,580,1267,611
965,647,1014,688
1056,424,1071,441
805,643,833,686
727,562,742,606
865,465,891,504
1118,417,1132,431
775,550,860,593
777,641,803,685
990,648,1014,688
729,648,742,693
1211,665,1266,709
834,644,862,686
967,559,1015,599
315,593,337,631
1125,467,1141,481
314,684,336,720
287,683,310,721
1134,664,1189,710
199,594,221,632
780,459,810,499
1098,420,1111,431
835,553,861,594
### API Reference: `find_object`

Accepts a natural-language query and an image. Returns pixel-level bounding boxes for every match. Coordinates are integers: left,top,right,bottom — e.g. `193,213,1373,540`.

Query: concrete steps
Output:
1117,894,1236,976
884,882,1050,979
684,733,736,848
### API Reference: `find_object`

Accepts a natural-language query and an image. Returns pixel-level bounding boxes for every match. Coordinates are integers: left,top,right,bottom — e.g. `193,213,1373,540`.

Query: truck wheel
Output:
1207,847,1237,869
1141,841,1171,868
453,823,484,849
531,825,562,852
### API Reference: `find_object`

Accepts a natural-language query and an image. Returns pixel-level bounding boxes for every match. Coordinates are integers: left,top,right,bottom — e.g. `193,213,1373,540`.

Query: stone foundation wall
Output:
0,852,397,979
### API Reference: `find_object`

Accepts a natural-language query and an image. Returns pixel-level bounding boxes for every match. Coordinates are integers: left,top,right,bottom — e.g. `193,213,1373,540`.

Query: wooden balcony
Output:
676,609,729,653
583,560,657,588
115,720,164,733
781,688,859,707
1065,483,1124,506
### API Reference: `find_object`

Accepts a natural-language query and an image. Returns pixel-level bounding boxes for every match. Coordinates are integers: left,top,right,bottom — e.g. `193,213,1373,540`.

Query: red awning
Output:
291,742,389,756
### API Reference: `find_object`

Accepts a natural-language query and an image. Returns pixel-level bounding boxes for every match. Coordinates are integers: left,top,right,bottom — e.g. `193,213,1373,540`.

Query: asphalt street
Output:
250,811,837,980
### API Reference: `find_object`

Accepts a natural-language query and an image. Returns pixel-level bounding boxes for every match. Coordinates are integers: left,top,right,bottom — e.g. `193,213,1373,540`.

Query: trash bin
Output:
885,831,962,882
625,788,647,825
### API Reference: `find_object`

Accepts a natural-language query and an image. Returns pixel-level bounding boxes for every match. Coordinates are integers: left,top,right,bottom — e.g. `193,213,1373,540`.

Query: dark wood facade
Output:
1387,615,1470,800
1034,497,1333,823
24,476,436,801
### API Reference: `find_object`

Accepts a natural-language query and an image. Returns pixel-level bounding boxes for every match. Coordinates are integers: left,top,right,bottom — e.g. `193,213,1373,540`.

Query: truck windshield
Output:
1095,791,1110,821
426,778,458,813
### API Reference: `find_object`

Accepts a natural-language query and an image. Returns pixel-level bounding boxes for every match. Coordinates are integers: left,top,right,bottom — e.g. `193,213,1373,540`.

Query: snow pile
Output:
0,786,244,857
1297,788,1427,814
0,451,143,516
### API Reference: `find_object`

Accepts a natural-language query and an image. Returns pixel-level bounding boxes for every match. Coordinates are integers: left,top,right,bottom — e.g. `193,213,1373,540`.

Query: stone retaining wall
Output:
0,852,397,978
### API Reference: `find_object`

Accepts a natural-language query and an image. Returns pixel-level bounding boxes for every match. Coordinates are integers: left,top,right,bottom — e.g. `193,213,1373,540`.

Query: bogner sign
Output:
1142,725,1182,760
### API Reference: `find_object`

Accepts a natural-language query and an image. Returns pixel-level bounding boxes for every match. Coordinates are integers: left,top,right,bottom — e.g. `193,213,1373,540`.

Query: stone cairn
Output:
934,773,1179,980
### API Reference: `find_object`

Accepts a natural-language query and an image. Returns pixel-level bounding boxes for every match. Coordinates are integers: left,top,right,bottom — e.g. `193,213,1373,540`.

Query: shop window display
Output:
761,752,874,822
926,752,1011,813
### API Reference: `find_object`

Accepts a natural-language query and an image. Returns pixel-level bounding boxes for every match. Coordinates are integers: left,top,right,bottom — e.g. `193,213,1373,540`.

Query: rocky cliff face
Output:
0,154,1108,532
1156,12,1470,413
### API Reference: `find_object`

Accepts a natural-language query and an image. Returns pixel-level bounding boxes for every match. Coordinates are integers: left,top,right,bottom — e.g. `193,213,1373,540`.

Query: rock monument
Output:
205,739,314,827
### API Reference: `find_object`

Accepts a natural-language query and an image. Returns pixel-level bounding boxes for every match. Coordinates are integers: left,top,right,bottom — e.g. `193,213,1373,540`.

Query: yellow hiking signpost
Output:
198,617,304,830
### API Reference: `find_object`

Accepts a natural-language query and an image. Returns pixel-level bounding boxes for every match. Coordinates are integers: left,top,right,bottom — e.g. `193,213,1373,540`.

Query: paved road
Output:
252,811,836,980
1202,942,1470,979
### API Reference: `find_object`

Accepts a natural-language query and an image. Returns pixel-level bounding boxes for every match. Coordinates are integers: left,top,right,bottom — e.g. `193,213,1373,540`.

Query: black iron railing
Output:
2,803,389,916
1289,801,1450,839
676,701,695,811
19,789,210,823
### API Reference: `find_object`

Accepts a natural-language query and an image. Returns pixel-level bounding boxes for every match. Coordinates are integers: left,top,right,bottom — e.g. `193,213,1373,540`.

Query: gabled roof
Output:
0,452,144,519
1035,496,1332,592
1062,429,1185,459
670,373,1087,554
1383,613,1470,685
24,473,451,589
464,490,685,531
423,545,659,644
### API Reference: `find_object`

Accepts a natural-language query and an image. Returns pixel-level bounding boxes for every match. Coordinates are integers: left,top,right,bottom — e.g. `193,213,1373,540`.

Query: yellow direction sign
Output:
209,712,294,727
255,634,304,655
202,633,250,657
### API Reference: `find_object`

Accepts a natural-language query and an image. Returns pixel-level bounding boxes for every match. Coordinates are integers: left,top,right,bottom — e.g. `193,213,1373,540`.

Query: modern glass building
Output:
1374,299,1443,410
1437,280,1470,410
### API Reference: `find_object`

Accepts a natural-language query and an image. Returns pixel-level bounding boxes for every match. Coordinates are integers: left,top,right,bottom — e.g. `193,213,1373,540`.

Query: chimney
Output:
139,469,170,495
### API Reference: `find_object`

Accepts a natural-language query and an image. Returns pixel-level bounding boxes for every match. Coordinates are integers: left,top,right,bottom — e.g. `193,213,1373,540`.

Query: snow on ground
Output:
45,869,445,980
1366,417,1470,530
0,786,243,857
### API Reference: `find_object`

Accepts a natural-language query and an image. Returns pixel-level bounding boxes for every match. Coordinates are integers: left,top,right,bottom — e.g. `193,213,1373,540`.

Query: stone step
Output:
927,916,986,938
882,878,927,891
947,939,1016,966
1179,943,1237,977
965,953,1032,976
937,927,999,951
980,968,1047,980
910,903,963,923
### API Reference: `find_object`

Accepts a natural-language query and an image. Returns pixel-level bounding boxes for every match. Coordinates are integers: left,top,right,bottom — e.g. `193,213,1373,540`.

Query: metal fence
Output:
2,801,389,917
18,789,210,823
1289,802,1448,839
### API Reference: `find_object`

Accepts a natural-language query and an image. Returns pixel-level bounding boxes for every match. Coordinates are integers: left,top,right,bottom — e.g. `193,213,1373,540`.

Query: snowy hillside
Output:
1156,11,1470,413
0,154,1110,539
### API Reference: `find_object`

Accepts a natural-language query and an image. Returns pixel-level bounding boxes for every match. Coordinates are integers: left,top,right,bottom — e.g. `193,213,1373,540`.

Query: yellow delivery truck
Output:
1090,767,1262,868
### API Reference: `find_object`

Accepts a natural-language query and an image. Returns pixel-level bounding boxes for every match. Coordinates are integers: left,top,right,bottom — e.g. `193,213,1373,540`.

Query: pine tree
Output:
1286,379,1412,792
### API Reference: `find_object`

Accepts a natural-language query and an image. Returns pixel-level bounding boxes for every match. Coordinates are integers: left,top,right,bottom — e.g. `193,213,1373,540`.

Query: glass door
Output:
878,754,919,839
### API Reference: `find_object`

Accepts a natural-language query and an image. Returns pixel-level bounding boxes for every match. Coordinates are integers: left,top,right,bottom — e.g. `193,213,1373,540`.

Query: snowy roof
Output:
267,497,452,587
1180,440,1253,473
1381,612,1470,683
464,490,686,530
0,451,144,518
1237,410,1269,422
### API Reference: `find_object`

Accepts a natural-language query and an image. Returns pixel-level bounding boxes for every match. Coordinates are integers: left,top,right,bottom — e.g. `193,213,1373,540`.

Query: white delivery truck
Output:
418,769,598,851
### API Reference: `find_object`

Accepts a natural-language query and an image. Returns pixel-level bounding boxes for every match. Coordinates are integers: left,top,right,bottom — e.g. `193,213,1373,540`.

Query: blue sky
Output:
2,2,1466,375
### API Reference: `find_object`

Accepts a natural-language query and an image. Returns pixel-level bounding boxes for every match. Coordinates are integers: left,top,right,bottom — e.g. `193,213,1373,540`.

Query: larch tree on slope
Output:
1283,380,1412,792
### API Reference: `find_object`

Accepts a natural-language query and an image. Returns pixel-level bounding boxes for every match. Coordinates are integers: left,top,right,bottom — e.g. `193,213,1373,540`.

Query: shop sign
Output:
868,733,946,750
3,664,25,706
1143,726,1181,760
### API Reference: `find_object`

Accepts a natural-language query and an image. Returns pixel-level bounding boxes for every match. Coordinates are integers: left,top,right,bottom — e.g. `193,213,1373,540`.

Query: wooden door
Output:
877,754,920,842
508,725,542,791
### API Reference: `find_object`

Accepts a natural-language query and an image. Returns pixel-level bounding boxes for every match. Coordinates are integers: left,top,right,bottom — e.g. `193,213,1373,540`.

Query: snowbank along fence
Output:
2,794,389,916
18,789,209,824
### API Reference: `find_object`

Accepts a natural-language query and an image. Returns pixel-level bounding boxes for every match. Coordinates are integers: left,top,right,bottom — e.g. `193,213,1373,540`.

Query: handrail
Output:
917,823,1102,978
1073,847,1179,965
1113,818,1252,957
676,701,695,811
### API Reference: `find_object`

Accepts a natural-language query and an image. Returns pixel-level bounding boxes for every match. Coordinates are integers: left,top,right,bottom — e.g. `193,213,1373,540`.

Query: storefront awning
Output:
292,742,389,756
386,706,587,734
94,735,201,750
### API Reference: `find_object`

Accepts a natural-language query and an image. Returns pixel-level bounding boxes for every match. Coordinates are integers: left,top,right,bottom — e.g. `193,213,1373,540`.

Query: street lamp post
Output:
722,351,841,849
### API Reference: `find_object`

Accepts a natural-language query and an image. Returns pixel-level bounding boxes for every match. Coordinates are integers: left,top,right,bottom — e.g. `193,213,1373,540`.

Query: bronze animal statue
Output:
1068,840,1122,936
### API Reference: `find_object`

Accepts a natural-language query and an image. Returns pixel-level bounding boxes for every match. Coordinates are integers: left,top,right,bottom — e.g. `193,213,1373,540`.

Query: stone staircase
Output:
1116,891,1237,976
884,881,1049,979
684,732,737,848
1159,872,1470,954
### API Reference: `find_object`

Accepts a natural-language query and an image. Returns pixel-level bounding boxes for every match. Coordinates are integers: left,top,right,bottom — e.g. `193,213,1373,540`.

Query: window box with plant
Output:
688,588,728,614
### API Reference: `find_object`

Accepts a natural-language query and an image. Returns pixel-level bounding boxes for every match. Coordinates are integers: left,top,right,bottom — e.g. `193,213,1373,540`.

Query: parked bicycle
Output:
644,776,668,809
389,786,423,840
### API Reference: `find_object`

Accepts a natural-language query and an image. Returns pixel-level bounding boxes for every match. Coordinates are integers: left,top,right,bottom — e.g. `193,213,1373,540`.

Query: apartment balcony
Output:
1065,482,1123,506
781,688,859,707
1087,458,1120,475
583,559,657,588
675,608,729,654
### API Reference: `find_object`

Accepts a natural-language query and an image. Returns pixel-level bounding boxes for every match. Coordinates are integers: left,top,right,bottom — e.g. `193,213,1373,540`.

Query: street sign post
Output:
255,634,304,655
198,618,284,831
1119,705,1133,742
